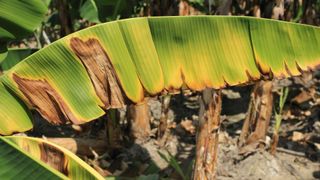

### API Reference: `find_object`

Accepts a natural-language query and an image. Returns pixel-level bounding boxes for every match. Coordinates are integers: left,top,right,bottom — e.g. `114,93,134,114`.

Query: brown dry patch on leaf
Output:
12,74,80,124
40,143,68,175
70,37,125,109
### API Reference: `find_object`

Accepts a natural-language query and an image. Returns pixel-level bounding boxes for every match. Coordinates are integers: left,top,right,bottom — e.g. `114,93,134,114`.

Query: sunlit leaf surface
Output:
1,16,320,134
0,136,104,180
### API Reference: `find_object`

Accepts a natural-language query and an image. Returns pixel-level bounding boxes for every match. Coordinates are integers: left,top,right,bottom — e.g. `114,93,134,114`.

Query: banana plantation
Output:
0,0,319,179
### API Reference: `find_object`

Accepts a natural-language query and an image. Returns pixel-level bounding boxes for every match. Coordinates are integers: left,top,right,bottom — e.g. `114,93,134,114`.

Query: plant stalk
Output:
193,89,222,180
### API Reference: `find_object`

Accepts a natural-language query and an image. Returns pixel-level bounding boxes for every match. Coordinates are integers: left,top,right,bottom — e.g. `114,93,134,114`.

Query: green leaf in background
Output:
0,0,48,61
0,16,320,135
0,48,37,71
42,0,52,7
0,27,14,61
0,0,47,40
94,0,134,21
0,27,15,44
0,136,104,180
70,0,134,25
80,0,101,23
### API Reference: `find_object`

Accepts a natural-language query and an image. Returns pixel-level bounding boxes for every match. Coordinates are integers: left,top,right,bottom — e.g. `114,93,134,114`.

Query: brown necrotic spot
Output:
12,74,80,125
70,37,125,109
39,143,68,175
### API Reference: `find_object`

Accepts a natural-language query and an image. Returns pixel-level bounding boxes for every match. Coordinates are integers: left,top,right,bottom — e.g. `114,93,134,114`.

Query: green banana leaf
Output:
0,49,36,135
0,0,47,40
0,136,104,180
80,0,101,23
1,16,320,135
0,0,47,58
0,48,37,71
79,0,135,22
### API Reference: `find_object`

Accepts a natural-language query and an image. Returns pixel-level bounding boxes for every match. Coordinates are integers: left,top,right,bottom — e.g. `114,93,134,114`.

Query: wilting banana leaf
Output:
1,16,320,134
0,136,104,180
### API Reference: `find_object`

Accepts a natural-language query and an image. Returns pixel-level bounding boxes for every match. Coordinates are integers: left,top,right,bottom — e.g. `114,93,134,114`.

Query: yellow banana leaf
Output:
1,16,320,134
0,136,104,180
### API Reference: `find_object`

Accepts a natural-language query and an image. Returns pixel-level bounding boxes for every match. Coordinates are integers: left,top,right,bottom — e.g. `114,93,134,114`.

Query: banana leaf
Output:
0,0,47,60
79,0,135,22
0,48,37,71
1,16,320,134
0,136,104,180
0,0,47,40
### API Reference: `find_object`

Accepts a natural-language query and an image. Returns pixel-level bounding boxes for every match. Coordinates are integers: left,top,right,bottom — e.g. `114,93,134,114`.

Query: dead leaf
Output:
180,119,196,135
291,88,315,104
303,111,311,116
292,131,304,142
314,143,320,150
168,122,176,129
